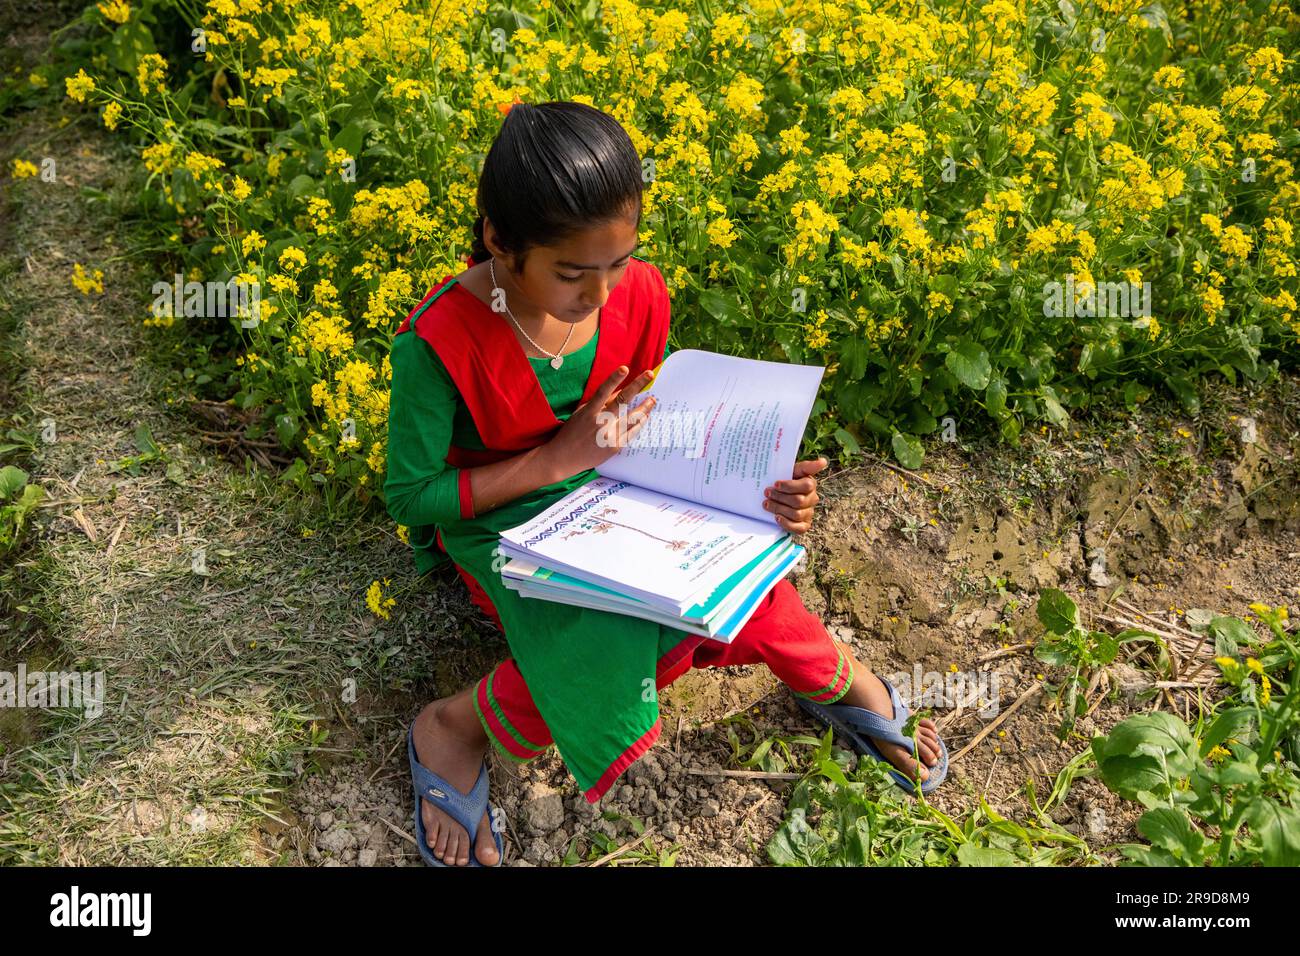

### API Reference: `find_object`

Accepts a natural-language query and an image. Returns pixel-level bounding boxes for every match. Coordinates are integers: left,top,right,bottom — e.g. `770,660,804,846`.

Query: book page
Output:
596,349,824,522
499,476,787,609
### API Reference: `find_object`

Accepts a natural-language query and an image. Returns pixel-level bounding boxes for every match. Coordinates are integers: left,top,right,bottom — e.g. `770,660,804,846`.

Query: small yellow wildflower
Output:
65,69,95,103
97,0,130,24
366,579,396,620
72,263,104,295
279,246,307,273
102,101,123,130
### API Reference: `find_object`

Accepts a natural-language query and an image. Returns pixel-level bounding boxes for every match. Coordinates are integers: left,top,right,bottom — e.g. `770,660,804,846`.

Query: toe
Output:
432,816,451,859
924,732,942,763
475,812,501,866
422,800,441,849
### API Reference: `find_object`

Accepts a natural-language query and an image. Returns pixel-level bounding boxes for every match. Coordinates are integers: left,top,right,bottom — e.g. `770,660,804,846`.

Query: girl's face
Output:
484,212,641,324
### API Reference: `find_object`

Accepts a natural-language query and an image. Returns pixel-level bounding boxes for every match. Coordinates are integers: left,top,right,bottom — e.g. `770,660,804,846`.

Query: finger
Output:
792,457,829,479
766,499,812,525
618,395,655,431
774,476,816,496
607,368,651,409
769,509,811,538
613,369,656,407
774,513,811,535
765,488,818,511
619,411,652,447
593,364,631,407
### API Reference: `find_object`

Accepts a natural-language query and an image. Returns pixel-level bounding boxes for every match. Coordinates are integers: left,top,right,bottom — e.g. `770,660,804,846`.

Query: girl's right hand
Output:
542,365,657,480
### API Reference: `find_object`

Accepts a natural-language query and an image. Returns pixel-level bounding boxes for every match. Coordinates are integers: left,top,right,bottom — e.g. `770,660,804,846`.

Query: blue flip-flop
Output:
407,720,504,867
796,676,949,795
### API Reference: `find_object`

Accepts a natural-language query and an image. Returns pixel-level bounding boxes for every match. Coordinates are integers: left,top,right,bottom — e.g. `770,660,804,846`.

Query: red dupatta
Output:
393,253,698,799
393,253,671,470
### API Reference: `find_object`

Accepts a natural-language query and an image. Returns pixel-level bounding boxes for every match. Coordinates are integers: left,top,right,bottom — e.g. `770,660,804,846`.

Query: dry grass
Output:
0,111,503,865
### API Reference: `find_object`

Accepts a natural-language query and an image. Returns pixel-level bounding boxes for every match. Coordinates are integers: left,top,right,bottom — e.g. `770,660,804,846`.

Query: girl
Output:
385,101,948,867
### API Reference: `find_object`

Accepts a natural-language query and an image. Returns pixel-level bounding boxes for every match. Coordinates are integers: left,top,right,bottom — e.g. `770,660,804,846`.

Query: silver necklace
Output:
489,257,575,369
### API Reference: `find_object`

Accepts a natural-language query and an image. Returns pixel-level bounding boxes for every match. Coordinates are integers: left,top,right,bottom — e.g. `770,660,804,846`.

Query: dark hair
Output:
469,101,644,274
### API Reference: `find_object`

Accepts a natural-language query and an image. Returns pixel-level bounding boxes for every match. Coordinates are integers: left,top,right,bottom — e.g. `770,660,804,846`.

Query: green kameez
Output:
385,310,685,798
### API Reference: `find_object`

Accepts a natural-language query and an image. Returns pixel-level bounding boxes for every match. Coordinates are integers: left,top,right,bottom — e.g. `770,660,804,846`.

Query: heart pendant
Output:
550,356,563,369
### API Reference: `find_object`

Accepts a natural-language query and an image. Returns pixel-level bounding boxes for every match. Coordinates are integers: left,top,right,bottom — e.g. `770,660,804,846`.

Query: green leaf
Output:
1209,616,1253,657
1092,713,1197,800
890,430,923,469
1138,2,1173,43
840,336,871,380
945,339,991,391
956,843,1019,866
1036,588,1080,635
1136,807,1204,864
133,424,160,456
1000,415,1021,445
1199,707,1255,757
1123,380,1151,408
332,121,366,157
275,413,299,448
697,288,747,328
767,807,826,866
0,465,28,499
1219,760,1260,787
16,483,43,510
1039,385,1070,427
1033,642,1072,667
288,174,317,199
107,17,156,75
1093,632,1120,665
1244,799,1300,867
986,374,1008,418
1163,373,1200,415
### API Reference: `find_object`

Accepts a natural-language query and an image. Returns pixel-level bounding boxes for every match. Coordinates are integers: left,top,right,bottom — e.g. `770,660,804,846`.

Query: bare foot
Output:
411,692,500,866
834,642,943,786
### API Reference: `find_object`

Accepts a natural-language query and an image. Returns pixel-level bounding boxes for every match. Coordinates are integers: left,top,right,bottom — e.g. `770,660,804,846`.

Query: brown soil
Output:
293,374,1300,866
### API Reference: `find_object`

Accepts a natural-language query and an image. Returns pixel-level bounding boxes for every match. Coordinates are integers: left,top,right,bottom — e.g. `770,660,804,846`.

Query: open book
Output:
499,349,825,642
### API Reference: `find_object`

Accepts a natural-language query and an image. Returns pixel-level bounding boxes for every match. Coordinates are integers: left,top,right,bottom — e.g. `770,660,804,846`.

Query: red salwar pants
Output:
439,535,854,802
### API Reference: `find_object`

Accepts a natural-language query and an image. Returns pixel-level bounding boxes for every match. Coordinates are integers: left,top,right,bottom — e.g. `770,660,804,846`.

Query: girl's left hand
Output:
762,457,829,534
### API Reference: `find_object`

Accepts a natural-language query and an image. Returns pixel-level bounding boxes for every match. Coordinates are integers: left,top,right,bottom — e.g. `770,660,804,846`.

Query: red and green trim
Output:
655,633,705,687
790,644,853,704
576,635,705,802
473,667,548,763
396,278,460,337
582,717,662,804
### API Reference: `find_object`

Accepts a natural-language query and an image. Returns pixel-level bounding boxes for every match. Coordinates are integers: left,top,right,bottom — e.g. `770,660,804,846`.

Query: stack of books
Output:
498,349,824,643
